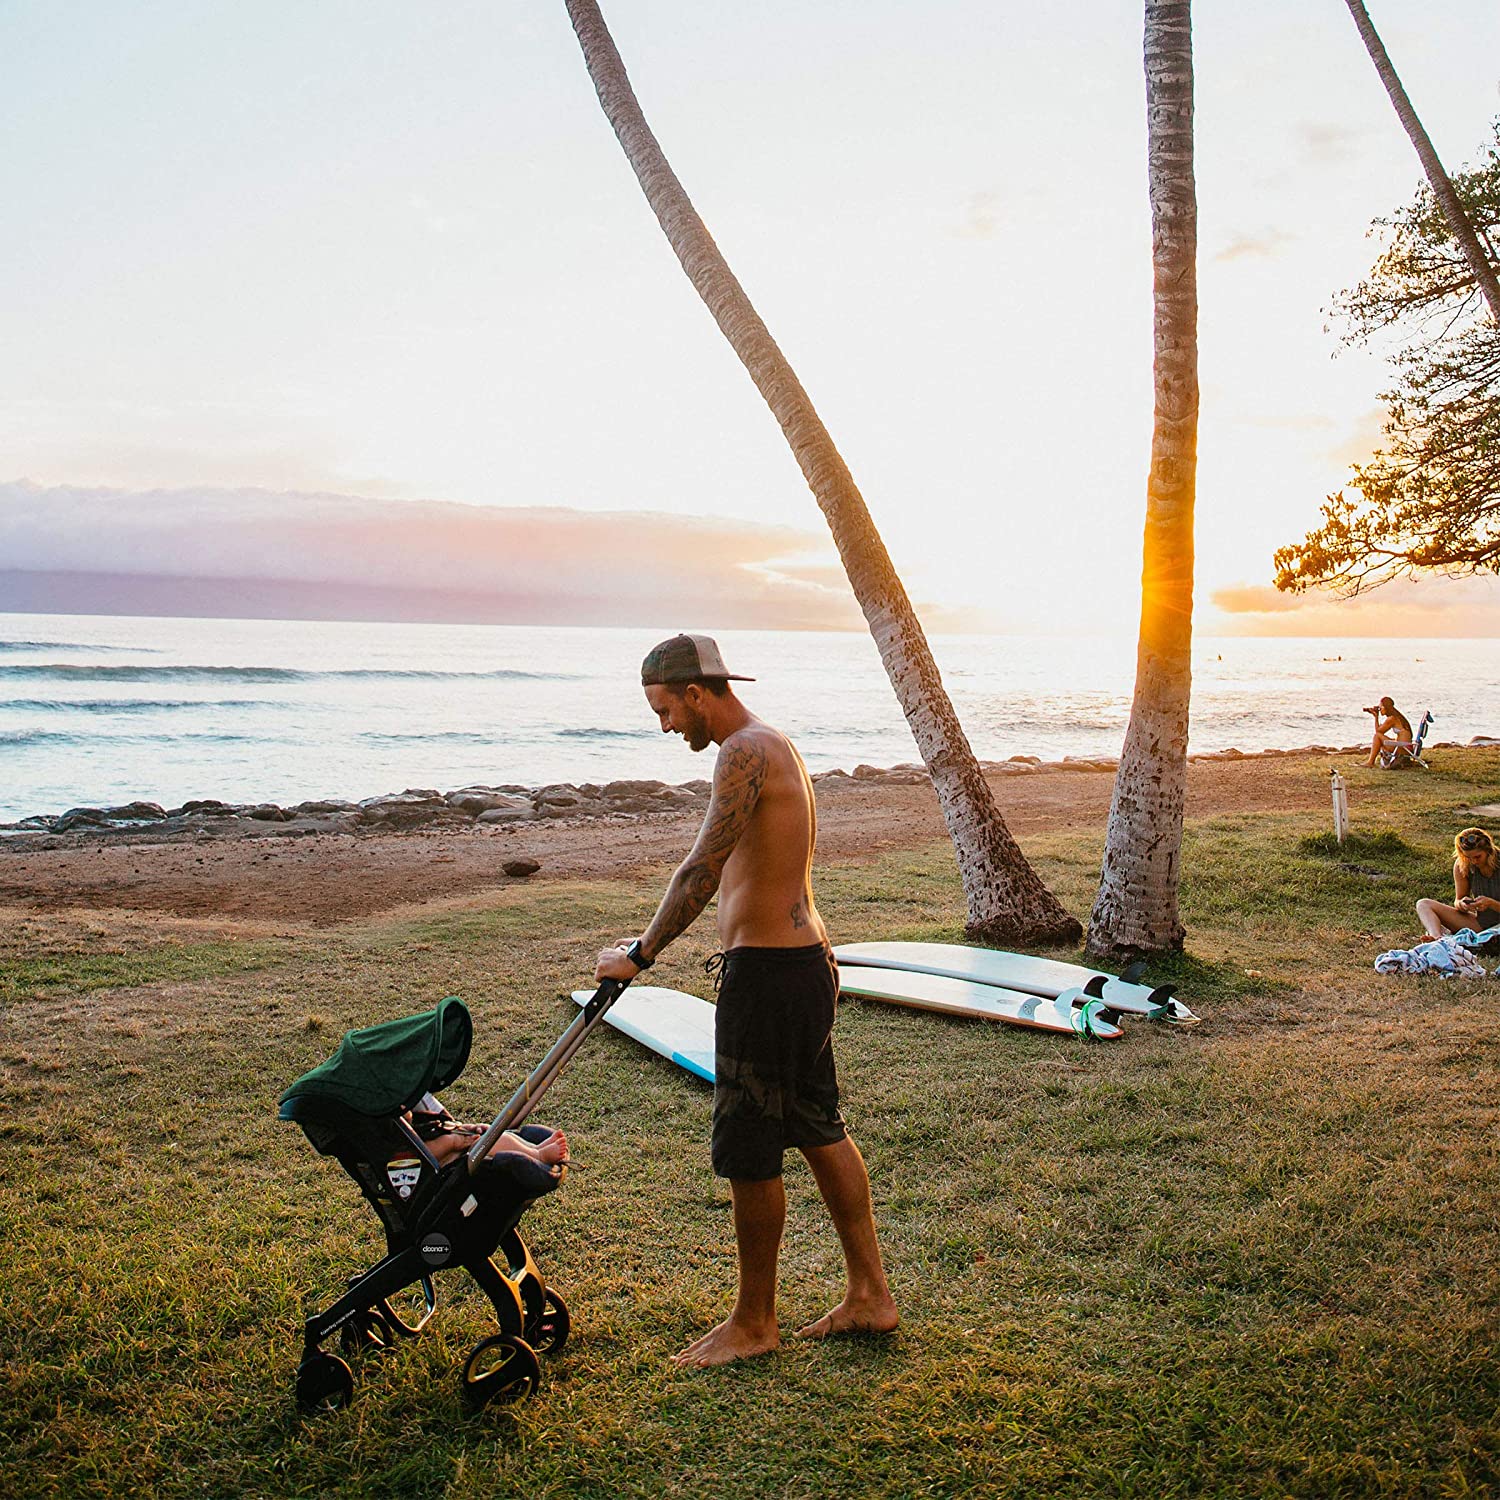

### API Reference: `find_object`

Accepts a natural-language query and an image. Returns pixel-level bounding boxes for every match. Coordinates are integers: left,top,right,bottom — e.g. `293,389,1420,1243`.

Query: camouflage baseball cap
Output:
640,634,755,685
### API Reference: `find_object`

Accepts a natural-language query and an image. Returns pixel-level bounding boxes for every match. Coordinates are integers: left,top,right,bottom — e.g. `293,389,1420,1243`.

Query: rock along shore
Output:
4,737,1492,850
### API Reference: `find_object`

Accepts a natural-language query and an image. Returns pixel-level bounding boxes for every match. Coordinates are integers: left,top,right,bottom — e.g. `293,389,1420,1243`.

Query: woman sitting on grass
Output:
1416,828,1500,939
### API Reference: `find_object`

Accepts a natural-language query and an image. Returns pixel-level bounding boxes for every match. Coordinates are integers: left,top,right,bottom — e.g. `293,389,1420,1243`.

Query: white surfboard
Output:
832,941,1198,1024
572,985,715,1082
836,965,1122,1040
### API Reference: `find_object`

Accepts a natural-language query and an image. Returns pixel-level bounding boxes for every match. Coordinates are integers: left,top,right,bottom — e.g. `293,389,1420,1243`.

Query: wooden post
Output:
1330,769,1349,844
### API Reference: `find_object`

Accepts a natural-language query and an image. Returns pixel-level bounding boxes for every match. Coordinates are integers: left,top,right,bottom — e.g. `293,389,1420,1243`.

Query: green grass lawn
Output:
3,753,1499,1498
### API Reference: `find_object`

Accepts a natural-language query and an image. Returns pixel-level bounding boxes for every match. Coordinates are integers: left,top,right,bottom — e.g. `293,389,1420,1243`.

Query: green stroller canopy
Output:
279,996,473,1119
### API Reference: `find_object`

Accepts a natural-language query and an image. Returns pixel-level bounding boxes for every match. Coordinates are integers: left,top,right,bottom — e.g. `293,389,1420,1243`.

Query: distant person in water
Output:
1363,696,1413,766
1416,828,1500,939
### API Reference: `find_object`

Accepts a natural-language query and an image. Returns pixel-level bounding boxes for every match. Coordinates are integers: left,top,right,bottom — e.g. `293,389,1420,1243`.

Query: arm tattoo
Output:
640,735,768,958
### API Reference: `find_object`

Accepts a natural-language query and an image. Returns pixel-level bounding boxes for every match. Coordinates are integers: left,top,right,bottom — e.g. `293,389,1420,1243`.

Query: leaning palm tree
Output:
561,0,1079,945
1342,0,1500,324
1086,0,1198,963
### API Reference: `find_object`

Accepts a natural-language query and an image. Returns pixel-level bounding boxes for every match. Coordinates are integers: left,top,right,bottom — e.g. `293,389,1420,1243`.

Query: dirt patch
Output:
0,757,1336,927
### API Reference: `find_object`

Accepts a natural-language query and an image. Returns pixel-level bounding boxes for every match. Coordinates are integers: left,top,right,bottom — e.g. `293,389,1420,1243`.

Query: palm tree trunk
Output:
1085,0,1198,964
1343,0,1500,324
562,0,1080,945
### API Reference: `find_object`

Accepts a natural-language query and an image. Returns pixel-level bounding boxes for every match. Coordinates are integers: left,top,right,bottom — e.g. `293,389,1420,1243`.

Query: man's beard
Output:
681,707,711,752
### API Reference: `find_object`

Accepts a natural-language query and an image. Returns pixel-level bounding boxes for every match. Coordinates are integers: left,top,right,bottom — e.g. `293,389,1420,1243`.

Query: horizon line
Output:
2,602,1495,645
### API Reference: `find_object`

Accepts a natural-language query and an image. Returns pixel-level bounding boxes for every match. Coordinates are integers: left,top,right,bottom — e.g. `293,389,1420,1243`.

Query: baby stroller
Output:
279,979,630,1414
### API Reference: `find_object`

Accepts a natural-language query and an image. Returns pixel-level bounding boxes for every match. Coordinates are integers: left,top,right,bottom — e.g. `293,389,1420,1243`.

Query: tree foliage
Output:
1274,123,1500,595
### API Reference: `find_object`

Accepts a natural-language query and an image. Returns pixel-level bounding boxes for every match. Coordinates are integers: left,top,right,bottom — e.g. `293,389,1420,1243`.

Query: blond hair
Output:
1454,828,1498,879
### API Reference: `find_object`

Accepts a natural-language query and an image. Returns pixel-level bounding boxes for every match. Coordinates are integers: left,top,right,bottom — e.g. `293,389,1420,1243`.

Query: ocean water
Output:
0,612,1489,823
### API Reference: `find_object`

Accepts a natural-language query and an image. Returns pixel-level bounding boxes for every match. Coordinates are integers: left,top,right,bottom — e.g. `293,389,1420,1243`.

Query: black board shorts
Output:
711,943,847,1181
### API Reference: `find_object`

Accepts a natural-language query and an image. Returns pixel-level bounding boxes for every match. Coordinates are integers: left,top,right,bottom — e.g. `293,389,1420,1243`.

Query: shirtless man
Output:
1364,695,1413,766
594,633,897,1368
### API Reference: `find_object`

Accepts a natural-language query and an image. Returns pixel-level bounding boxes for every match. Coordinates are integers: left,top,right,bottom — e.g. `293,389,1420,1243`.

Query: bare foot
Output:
531,1128,569,1167
495,1128,569,1168
670,1316,780,1369
796,1293,899,1340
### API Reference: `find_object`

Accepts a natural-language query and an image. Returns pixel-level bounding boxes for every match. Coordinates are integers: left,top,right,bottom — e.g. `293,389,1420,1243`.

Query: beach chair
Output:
1379,711,1434,769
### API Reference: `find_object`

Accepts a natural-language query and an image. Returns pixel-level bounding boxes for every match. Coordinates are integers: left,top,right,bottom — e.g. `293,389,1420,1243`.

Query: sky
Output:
2,0,1498,635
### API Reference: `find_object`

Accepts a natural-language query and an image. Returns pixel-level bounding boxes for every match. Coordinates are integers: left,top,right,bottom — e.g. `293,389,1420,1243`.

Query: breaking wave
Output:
2,728,259,748
0,698,270,713
0,663,581,683
557,727,654,740
0,639,143,653
359,731,499,744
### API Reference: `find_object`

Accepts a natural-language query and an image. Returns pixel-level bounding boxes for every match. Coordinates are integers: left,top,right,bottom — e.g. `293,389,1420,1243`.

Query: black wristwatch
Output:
625,939,653,971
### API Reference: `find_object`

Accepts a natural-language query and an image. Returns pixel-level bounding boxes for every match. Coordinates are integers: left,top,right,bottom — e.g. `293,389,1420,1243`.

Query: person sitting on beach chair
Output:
1379,710,1434,769
1415,827,1500,940
1363,695,1413,767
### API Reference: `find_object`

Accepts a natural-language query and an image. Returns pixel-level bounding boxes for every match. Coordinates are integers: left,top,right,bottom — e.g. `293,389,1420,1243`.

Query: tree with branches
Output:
1341,0,1500,324
1274,124,1500,594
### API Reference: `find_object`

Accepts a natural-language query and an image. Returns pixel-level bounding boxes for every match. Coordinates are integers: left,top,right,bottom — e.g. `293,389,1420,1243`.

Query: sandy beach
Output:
0,753,1345,927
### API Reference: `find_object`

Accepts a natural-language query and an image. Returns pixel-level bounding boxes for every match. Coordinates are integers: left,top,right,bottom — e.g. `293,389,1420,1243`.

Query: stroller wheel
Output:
462,1334,541,1409
525,1287,571,1357
340,1308,393,1359
295,1351,354,1415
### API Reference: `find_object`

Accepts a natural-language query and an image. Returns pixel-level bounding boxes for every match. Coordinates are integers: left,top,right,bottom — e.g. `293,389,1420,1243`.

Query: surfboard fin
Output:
1141,985,1200,1025
1120,960,1148,985
1068,976,1116,1038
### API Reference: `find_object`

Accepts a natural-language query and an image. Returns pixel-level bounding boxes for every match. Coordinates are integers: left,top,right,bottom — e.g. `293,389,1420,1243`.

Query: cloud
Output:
1212,585,1303,615
951,191,1005,241
1213,229,1295,264
1241,411,1337,433
1325,407,1389,468
0,480,977,632
1296,121,1364,166
1209,574,1500,637
407,192,459,235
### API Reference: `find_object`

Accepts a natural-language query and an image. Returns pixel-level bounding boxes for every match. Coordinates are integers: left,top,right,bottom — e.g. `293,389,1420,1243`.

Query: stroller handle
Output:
465,976,630,1170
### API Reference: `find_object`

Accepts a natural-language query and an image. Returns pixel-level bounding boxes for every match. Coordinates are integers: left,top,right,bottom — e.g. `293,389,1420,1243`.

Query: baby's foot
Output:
532,1128,569,1166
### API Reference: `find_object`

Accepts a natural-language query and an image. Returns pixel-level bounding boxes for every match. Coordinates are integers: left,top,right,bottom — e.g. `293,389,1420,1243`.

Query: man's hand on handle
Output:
595,940,647,983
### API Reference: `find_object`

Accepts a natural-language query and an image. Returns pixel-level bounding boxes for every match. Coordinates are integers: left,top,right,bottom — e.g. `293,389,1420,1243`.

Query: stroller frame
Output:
280,978,631,1413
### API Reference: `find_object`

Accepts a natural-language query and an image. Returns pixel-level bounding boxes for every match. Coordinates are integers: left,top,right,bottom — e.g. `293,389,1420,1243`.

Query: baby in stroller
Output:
280,996,575,1414
403,1095,569,1171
